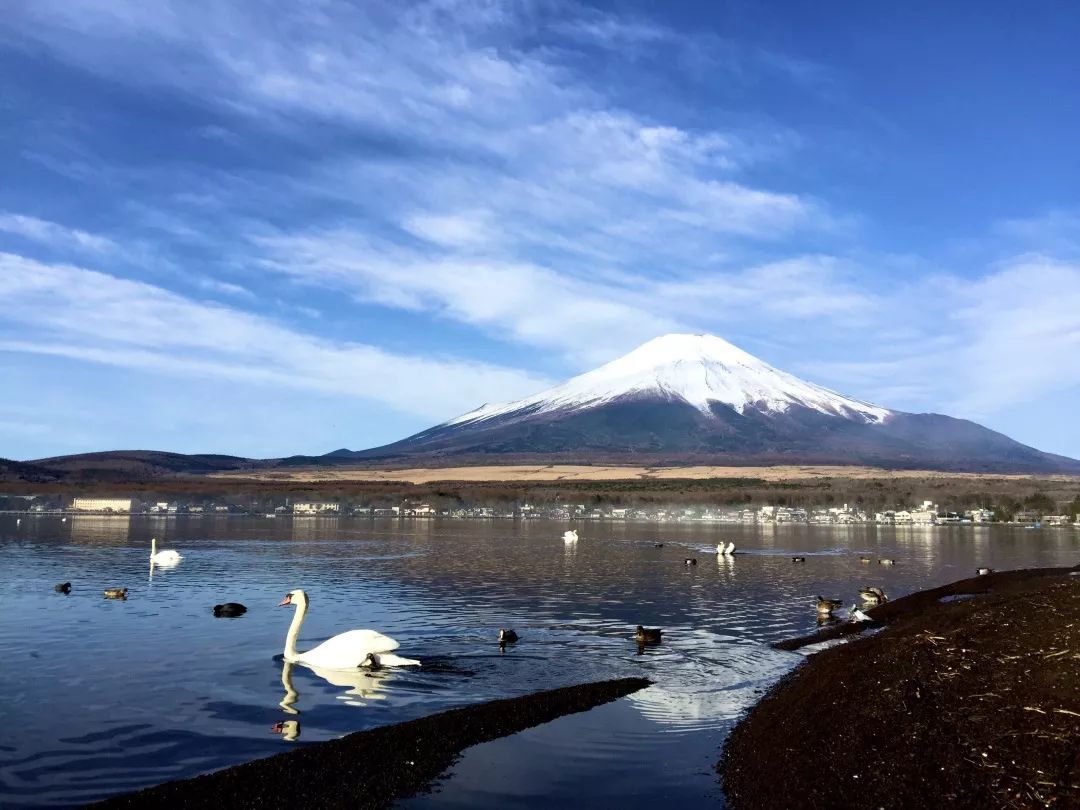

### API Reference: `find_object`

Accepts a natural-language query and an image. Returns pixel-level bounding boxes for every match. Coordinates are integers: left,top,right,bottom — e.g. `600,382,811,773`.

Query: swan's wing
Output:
303,629,400,667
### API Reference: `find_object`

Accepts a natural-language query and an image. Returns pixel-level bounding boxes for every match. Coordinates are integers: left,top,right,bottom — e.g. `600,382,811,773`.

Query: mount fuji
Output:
336,334,1080,473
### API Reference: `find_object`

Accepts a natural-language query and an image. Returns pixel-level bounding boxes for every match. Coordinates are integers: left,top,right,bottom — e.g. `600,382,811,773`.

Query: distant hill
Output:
337,334,1080,475
0,457,63,483
23,451,261,481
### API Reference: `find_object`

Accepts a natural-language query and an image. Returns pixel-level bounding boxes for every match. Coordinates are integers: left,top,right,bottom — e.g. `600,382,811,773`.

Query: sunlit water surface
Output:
0,515,1076,808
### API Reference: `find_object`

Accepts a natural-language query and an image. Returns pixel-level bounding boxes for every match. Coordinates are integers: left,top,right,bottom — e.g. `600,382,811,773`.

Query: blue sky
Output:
2,1,1079,460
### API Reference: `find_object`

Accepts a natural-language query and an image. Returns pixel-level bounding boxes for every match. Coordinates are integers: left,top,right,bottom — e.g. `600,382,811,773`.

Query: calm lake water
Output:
1,514,1076,808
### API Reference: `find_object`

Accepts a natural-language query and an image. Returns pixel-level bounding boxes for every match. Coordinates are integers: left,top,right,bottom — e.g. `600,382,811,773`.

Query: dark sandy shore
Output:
721,565,1080,809
92,677,650,809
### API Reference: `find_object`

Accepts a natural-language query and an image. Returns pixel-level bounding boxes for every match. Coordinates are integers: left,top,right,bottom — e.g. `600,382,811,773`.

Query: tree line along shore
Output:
3,471,1080,520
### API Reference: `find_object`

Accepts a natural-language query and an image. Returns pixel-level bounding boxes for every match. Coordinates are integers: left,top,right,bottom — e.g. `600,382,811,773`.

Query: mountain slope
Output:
344,334,1080,474
28,450,261,480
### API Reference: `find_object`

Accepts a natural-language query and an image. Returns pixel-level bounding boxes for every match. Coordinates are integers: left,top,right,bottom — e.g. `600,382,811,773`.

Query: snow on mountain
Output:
446,333,892,427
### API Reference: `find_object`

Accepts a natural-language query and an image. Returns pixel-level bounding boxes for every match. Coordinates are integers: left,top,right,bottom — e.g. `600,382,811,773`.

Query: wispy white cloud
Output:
256,230,683,364
0,252,551,420
804,255,1080,422
0,213,115,253
195,276,252,298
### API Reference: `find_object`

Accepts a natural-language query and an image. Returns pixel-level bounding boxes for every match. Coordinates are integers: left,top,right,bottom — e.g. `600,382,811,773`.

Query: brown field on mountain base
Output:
210,464,1078,485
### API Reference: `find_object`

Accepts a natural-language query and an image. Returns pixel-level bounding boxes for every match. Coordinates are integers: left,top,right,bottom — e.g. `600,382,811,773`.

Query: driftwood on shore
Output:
92,677,650,810
722,566,1080,809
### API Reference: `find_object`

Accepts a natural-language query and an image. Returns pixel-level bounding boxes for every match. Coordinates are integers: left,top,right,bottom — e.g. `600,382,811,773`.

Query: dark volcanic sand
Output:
721,566,1080,809
93,677,650,809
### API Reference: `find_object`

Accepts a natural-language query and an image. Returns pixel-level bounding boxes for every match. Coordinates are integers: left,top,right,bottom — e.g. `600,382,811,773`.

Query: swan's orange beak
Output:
278,594,292,606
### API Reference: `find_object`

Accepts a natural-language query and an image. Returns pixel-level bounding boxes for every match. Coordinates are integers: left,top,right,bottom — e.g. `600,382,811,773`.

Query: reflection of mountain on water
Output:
279,661,394,714
627,635,796,731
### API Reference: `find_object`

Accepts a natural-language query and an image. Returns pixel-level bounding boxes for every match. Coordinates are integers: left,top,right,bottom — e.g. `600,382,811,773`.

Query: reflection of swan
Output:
271,719,300,741
279,589,419,668
563,530,578,543
279,660,392,714
150,537,182,565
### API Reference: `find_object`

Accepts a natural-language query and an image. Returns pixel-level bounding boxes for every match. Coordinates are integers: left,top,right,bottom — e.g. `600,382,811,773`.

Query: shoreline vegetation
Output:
721,566,1080,809
93,677,650,809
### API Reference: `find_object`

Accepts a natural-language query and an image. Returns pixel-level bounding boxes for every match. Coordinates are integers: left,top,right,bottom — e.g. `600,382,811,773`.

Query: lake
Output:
1,514,1076,808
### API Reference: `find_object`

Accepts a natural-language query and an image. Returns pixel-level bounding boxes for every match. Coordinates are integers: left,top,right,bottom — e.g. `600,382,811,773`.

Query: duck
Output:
498,628,519,644
279,589,419,669
858,586,888,606
717,542,736,555
653,542,665,548
879,558,897,566
54,582,72,594
150,537,182,565
791,556,806,563
976,567,993,576
816,596,843,616
213,602,247,618
859,556,871,564
684,558,698,566
635,625,662,644
562,530,579,544
103,587,128,599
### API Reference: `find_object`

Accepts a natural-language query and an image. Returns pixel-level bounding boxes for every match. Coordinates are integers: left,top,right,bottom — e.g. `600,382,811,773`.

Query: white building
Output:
71,498,134,513
967,508,995,523
292,501,340,515
1043,515,1072,526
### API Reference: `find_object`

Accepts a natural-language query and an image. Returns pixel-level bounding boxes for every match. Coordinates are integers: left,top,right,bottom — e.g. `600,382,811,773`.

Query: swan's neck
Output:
284,601,306,661
150,537,157,557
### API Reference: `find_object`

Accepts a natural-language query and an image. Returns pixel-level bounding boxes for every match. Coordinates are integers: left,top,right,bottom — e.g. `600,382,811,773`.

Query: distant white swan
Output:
717,542,736,555
563,530,579,544
150,537,182,565
279,589,419,669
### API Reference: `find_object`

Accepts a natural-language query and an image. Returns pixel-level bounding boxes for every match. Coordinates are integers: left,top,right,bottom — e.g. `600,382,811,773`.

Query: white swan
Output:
150,537,182,565
717,542,736,555
279,589,419,669
563,530,579,544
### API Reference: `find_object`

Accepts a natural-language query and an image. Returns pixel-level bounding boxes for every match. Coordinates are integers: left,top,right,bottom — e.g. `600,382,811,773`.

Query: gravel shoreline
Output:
92,677,651,809
721,565,1080,809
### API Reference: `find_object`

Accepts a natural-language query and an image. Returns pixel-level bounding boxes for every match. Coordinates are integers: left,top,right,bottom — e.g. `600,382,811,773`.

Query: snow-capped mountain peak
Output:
447,333,892,427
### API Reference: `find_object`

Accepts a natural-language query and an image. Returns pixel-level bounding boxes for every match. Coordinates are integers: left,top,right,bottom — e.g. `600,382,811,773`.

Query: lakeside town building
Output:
70,497,134,513
292,501,340,515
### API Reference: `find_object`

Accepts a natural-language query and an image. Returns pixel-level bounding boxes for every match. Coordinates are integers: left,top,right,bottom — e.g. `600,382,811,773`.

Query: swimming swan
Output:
279,589,419,669
150,537,182,565
563,530,579,544
717,542,736,555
